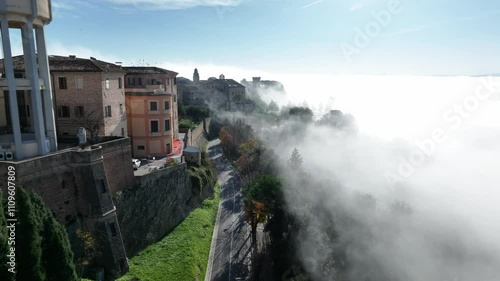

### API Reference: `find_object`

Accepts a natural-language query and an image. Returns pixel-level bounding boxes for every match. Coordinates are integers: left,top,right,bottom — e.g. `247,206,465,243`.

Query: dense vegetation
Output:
0,187,78,281
212,94,360,280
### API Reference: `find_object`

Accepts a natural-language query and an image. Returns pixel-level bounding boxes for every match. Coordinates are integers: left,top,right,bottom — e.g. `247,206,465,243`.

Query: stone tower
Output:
193,68,200,83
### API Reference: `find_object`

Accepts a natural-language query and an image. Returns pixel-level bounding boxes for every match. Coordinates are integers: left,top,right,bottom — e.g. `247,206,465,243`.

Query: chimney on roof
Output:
90,56,96,60
69,55,76,59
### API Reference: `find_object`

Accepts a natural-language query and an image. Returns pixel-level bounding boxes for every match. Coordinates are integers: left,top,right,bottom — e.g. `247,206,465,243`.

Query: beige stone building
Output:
123,67,179,158
50,56,128,139
1,55,128,142
178,69,245,110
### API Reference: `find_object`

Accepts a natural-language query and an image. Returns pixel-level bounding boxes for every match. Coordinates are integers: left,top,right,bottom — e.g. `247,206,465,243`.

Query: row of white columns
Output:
0,2,57,160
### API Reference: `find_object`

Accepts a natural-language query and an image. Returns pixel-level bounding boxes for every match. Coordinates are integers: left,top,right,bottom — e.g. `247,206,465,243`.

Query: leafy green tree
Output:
288,106,313,122
28,193,78,281
318,109,358,132
16,187,44,281
243,175,283,254
243,176,283,220
41,215,78,281
76,228,100,277
7,188,78,281
267,100,279,114
178,98,186,118
233,92,245,105
185,106,210,123
287,148,304,172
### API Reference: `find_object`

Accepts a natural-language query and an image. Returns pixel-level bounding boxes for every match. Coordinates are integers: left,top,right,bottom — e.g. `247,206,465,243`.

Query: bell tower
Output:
193,68,200,83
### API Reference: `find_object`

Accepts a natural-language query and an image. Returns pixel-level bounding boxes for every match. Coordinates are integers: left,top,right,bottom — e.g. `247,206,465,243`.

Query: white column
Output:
35,26,57,151
0,16,24,160
22,21,48,155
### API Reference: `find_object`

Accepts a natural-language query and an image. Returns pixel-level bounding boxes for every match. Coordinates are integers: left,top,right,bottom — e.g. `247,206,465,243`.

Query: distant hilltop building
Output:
242,76,285,92
193,68,200,83
178,68,245,110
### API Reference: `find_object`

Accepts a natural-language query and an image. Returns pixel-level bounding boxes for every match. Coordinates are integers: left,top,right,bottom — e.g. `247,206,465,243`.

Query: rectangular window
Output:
128,77,135,86
164,119,170,131
104,105,112,117
57,106,70,118
150,120,159,132
109,222,117,237
118,77,122,89
105,78,110,89
138,77,142,86
119,104,123,114
149,101,158,111
100,179,107,194
121,128,125,136
75,76,83,89
174,77,177,85
58,77,67,89
137,145,145,150
74,106,84,117
164,100,170,110
151,79,157,85
166,78,170,86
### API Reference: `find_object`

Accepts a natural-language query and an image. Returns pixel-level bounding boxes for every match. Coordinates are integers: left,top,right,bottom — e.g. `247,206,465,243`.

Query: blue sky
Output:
28,0,500,76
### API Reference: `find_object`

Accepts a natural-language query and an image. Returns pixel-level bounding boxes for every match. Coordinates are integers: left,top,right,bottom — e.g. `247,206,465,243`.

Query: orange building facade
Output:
124,67,179,158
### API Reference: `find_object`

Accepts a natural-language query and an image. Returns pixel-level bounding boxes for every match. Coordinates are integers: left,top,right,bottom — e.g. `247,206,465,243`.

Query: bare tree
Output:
71,107,104,144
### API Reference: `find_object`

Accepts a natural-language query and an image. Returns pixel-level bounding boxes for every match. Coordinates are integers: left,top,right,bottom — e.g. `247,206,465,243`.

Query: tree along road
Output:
205,139,252,281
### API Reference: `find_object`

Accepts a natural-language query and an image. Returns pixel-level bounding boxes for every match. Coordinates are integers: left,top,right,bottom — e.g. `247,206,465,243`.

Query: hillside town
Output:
3,1,500,281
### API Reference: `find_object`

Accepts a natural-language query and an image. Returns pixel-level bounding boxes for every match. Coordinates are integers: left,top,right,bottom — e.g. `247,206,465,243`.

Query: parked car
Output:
132,158,141,170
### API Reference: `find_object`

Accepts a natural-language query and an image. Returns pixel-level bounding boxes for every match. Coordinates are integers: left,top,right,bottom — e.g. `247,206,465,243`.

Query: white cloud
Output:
103,0,244,10
51,1,74,10
47,42,122,63
349,2,364,11
301,0,325,9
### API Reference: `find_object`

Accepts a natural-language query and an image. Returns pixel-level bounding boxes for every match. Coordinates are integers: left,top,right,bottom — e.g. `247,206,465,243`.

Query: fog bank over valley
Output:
251,74,500,280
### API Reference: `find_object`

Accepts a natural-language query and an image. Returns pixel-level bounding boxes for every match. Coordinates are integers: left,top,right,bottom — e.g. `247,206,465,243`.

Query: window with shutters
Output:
58,77,67,89
74,106,84,117
75,76,83,89
57,106,70,118
150,120,159,133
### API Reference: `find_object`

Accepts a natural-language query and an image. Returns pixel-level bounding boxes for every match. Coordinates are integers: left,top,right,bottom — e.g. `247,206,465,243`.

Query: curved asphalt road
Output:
205,139,251,281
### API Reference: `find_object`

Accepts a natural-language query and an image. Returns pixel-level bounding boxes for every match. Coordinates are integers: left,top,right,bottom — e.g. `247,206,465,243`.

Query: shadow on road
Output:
213,260,250,281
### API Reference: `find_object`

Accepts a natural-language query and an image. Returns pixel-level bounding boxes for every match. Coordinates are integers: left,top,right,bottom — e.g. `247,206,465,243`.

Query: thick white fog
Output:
258,75,500,281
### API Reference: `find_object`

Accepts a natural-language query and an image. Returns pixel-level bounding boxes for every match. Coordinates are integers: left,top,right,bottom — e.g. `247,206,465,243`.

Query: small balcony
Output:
146,84,165,90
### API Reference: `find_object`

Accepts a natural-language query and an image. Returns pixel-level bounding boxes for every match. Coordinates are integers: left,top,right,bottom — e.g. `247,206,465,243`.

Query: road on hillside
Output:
205,139,252,281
